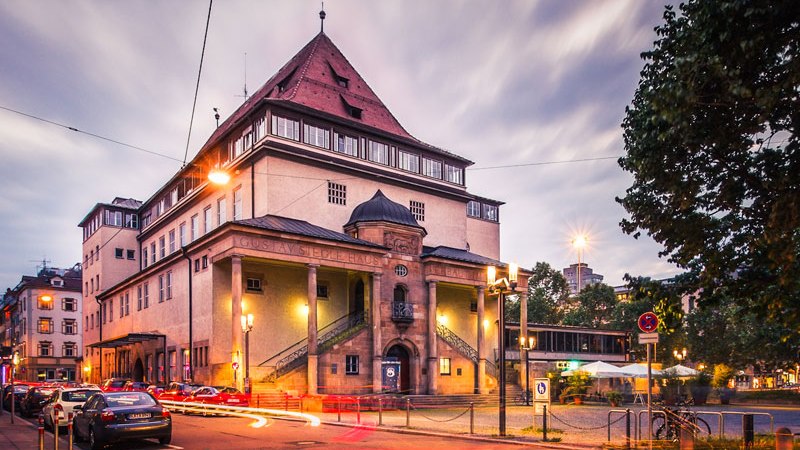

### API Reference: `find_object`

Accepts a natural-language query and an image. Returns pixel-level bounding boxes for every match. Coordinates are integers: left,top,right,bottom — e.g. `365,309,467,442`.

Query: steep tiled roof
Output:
421,245,502,267
345,190,424,231
235,215,385,249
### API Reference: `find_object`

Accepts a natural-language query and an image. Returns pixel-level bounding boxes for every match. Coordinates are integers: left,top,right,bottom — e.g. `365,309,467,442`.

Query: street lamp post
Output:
519,336,535,406
241,314,254,394
487,263,518,437
10,352,19,424
673,348,687,362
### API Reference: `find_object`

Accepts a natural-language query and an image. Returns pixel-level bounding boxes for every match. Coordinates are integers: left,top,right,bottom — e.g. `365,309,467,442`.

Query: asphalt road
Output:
31,412,534,449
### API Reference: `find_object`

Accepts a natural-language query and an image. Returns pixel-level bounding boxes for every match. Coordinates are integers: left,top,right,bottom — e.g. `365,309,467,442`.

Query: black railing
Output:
391,301,414,322
435,323,497,378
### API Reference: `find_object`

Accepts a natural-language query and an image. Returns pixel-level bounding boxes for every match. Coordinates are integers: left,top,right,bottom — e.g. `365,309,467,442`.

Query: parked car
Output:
99,378,130,392
42,387,102,430
157,382,202,402
122,381,150,392
19,385,58,418
185,386,249,408
146,385,165,398
73,391,171,449
2,384,32,411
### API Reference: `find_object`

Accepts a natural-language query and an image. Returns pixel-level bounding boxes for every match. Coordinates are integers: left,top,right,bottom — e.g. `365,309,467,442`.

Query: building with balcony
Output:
79,28,535,396
7,266,83,382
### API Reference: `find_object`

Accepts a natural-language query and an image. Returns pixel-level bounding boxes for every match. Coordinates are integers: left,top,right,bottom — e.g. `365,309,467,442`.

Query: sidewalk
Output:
0,413,42,450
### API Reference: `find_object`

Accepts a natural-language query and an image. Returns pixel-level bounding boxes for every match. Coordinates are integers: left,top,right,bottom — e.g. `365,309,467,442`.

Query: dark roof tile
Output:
235,215,385,249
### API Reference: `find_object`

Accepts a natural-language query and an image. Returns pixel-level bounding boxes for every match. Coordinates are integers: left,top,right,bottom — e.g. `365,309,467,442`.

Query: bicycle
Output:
513,390,532,406
651,400,711,441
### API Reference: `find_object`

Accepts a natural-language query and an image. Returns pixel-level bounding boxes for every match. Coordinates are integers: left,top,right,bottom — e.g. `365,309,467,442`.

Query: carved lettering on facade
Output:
425,263,482,282
237,237,382,266
383,231,420,255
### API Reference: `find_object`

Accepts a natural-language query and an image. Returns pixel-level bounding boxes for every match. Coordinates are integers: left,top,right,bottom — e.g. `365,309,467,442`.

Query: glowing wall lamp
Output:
208,168,231,185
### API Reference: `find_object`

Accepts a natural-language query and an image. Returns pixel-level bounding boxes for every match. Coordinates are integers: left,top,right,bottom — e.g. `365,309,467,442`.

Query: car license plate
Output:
128,413,151,419
226,399,239,403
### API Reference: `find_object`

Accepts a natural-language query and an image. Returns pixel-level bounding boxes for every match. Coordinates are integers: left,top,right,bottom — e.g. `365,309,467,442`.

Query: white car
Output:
42,387,101,430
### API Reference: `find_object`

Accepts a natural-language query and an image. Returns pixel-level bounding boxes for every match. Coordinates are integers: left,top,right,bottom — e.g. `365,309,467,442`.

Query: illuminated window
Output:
37,318,53,334
439,358,451,375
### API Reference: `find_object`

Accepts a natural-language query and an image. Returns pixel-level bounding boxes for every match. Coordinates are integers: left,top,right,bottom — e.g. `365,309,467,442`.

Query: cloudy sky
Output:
0,0,681,290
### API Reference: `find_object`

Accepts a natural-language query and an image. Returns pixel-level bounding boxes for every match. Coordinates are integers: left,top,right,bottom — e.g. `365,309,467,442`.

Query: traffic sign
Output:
638,332,660,344
638,312,659,333
534,379,550,401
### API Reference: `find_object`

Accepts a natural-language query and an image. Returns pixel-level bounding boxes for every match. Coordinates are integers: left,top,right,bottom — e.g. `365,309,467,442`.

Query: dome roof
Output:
345,190,423,230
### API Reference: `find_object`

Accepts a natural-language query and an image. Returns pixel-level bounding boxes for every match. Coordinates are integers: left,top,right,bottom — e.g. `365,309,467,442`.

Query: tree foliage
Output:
526,261,569,324
562,283,617,329
618,0,800,337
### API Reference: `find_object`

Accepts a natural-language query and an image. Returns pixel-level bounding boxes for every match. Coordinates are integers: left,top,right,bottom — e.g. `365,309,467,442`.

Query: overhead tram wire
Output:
467,155,622,170
182,0,214,167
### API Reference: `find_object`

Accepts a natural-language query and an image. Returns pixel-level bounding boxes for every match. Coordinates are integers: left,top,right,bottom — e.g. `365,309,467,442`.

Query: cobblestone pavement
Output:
315,403,800,446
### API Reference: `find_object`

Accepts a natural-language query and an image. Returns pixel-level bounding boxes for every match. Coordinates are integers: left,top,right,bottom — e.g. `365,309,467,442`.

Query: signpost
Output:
638,312,660,449
533,378,550,416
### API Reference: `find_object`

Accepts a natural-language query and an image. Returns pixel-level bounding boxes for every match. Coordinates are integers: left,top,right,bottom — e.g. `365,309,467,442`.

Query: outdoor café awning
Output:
88,332,165,349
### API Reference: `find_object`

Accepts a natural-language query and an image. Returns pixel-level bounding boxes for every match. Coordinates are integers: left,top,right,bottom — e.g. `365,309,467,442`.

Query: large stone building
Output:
5,266,83,382
79,29,534,396
563,263,604,294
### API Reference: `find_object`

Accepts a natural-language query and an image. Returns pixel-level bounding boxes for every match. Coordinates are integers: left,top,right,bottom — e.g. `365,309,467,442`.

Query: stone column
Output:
427,280,438,394
519,292,528,391
371,273,383,393
476,286,488,394
307,264,319,395
231,255,243,391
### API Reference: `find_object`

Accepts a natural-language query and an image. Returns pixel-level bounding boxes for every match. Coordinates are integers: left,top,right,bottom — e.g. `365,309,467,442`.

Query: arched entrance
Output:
384,345,411,394
132,358,145,382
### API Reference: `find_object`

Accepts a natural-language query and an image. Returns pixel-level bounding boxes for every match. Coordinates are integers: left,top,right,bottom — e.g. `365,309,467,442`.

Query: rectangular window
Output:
303,123,330,148
410,200,425,222
38,318,53,334
119,295,124,318
137,285,143,311
367,140,389,165
150,242,156,263
143,283,150,309
38,341,53,357
246,278,262,292
345,355,359,375
169,230,176,254
63,342,76,357
166,271,173,300
62,319,77,335
191,215,199,241
334,132,358,156
467,200,481,218
115,248,124,259
327,181,346,205
159,236,166,258
398,150,420,173
422,158,442,179
125,213,138,229
444,164,463,184
254,116,266,142
179,222,187,246
38,296,54,310
482,204,499,222
233,187,242,220
109,299,113,322
142,248,148,268
218,197,227,225
202,255,208,269
159,275,165,303
439,357,451,375
271,115,300,140
127,249,135,260
204,206,213,234
124,292,129,316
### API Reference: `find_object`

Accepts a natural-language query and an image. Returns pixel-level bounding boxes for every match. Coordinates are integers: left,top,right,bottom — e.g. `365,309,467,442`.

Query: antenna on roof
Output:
235,53,249,101
319,3,326,33
213,107,220,128
30,257,51,275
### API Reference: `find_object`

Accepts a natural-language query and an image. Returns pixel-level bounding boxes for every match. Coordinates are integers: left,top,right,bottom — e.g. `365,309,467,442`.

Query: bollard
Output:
775,427,792,450
38,414,44,450
356,397,361,425
337,397,341,422
53,412,59,450
626,409,631,450
469,402,474,435
406,398,411,428
68,412,73,450
680,424,695,450
378,398,383,426
743,414,754,449
542,405,548,442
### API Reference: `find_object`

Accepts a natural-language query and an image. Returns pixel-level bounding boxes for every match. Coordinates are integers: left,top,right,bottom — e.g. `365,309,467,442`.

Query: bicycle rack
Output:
718,411,774,436
607,409,631,442
695,411,724,439
636,409,667,441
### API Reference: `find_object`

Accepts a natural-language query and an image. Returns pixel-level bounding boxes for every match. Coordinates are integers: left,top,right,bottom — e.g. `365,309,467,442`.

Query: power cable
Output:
467,155,621,170
182,0,214,167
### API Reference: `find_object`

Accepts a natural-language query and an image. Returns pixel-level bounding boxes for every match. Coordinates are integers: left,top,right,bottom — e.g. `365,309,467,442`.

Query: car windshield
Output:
108,380,127,388
106,393,156,407
62,390,98,402
13,386,29,393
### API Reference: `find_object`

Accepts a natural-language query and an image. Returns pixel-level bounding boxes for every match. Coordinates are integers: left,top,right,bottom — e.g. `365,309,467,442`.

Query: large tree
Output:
618,1,800,337
509,262,569,324
562,283,618,329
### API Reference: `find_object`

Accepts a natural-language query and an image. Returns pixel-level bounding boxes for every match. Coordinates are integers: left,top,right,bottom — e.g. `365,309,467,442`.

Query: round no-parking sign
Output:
638,312,659,333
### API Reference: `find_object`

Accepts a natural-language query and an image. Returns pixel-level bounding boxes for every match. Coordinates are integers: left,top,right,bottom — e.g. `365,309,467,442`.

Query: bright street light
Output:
208,168,231,185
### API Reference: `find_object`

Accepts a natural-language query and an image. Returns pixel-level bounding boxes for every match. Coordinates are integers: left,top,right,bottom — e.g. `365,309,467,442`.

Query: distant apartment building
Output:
563,263,604,294
7,266,83,382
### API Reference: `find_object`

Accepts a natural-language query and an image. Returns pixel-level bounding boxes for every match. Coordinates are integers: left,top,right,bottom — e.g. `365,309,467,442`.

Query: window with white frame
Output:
327,181,346,205
303,123,330,148
439,357,451,375
246,277,262,292
150,242,156,264
398,150,420,173
166,271,173,300
233,187,242,220
444,164,463,185
334,132,358,156
125,213,138,229
120,295,125,318
271,115,300,140
367,140,389,165
179,222,186,246
482,204,499,222
137,285,143,311
109,299,113,322
38,296,54,310
143,282,150,309
422,158,442,179
169,230,176,254
409,200,425,222
218,197,227,225
124,292,130,316
159,236,166,258
142,248,148,268
159,275,165,303
204,206,213,234
467,200,481,218
191,215,199,241
254,116,266,142
62,318,77,335
345,355,359,375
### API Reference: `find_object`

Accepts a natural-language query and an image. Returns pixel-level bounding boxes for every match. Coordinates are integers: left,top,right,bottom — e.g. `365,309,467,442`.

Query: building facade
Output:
7,266,83,382
563,263,604,294
80,31,532,396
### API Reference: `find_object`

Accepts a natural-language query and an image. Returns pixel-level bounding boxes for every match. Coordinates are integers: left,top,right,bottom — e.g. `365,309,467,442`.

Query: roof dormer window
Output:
328,62,349,88
51,278,64,288
340,95,362,119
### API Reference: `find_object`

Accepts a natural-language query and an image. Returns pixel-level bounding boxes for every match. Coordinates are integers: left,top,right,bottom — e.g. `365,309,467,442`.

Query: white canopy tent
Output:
662,364,699,378
620,363,663,378
562,361,630,378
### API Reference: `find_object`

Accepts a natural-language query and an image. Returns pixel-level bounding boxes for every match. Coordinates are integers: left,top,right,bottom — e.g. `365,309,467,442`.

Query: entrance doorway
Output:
385,345,411,394
351,279,365,315
132,358,144,382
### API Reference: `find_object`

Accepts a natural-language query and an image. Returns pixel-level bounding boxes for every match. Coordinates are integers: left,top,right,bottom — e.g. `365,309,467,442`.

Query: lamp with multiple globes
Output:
519,336,536,406
487,262,518,436
673,347,687,362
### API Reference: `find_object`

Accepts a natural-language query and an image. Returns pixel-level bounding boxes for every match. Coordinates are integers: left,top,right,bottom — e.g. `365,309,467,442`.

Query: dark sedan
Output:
2,384,32,411
19,385,57,418
73,391,172,449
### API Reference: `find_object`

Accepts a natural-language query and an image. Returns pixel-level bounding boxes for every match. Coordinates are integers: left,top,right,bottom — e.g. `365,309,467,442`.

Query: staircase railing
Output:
435,323,497,378
260,310,367,382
